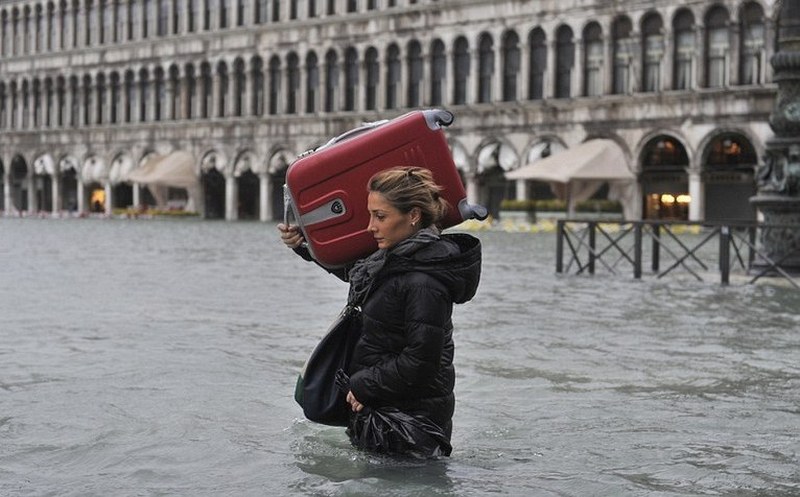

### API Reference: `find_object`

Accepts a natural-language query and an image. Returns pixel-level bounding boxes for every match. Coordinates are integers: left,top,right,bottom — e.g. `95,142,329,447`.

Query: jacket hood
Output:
386,233,482,304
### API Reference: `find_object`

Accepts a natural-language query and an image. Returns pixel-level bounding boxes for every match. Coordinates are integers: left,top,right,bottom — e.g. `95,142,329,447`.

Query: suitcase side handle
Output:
458,199,489,221
422,109,455,130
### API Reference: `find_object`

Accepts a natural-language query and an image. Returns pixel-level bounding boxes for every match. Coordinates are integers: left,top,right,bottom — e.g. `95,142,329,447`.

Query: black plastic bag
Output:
294,305,362,426
335,370,452,458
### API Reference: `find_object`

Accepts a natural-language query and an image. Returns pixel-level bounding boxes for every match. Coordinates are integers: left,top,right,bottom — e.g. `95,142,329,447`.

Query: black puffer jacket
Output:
347,233,481,435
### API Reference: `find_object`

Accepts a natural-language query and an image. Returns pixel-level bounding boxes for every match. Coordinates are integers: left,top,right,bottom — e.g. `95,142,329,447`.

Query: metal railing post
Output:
634,222,642,279
651,223,660,272
720,225,730,285
556,220,564,274
588,222,596,275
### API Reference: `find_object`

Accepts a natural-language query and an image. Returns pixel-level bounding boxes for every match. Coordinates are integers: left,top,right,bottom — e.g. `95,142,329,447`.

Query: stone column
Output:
225,173,237,220
545,40,556,99
104,181,113,215
571,36,583,98
52,173,61,215
260,173,270,222
750,1,800,270
77,178,85,214
687,169,703,222
695,25,705,89
663,30,674,91
729,21,741,87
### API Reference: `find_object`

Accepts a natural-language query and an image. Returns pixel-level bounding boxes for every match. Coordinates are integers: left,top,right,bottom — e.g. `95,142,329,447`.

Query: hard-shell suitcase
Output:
284,109,487,268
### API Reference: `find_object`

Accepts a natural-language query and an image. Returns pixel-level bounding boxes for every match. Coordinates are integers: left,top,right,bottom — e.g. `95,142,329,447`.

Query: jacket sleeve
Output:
349,281,452,404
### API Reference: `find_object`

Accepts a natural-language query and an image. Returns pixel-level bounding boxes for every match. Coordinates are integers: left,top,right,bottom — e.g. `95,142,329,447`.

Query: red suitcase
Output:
284,109,487,268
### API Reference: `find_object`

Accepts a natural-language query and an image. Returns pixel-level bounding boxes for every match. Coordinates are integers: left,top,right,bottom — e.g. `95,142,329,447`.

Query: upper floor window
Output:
430,39,446,106
583,22,603,97
407,40,423,107
502,30,520,102
528,28,546,100
365,47,379,110
705,6,730,88
612,16,633,94
478,33,494,103
673,9,695,90
740,1,765,85
386,44,401,109
453,36,470,105
555,25,574,98
642,13,664,92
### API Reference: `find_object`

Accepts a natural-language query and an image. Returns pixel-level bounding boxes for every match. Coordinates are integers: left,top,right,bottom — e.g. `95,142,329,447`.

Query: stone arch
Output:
699,129,758,222
475,138,519,217
638,132,691,220
234,149,260,220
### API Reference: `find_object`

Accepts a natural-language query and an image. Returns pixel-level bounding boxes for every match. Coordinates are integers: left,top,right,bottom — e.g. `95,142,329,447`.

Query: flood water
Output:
1,218,798,497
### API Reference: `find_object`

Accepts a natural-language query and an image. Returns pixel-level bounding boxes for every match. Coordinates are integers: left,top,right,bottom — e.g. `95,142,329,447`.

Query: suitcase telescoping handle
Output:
314,109,456,153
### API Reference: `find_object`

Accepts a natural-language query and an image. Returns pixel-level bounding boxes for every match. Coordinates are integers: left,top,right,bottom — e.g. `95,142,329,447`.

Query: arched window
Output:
187,0,196,31
32,79,41,127
234,58,245,116
407,40,422,108
502,30,520,102
95,73,105,124
641,136,690,220
219,0,228,28
83,1,93,45
201,62,212,118
10,81,18,128
453,36,469,105
308,0,317,18
255,0,267,24
56,77,66,126
286,52,300,114
365,47,379,110
124,71,135,122
268,55,280,114
705,6,730,88
217,62,228,117
100,0,111,43
24,6,31,53
114,0,123,42
0,83,7,129
45,78,53,126
324,50,338,112
142,0,150,38
203,0,211,30
305,52,318,113
385,44,400,109
347,0,356,13
290,0,298,19
739,2,764,85
583,22,603,96
236,0,245,26
251,57,264,116
344,47,358,111
555,25,574,98
47,3,55,49
672,9,695,90
703,133,757,221
612,16,633,94
641,13,664,92
82,75,91,126
185,64,196,118
172,0,180,33
430,39,445,106
327,0,334,15
271,0,280,23
477,33,494,103
169,65,180,119
154,68,165,121
528,28,546,100
35,5,43,52
128,0,138,40
110,72,120,123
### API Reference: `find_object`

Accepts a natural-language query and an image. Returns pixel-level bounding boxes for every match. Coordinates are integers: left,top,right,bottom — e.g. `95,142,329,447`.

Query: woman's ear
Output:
410,207,422,226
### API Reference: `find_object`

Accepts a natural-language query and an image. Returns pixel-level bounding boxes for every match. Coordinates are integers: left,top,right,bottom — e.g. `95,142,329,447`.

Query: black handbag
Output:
294,305,362,426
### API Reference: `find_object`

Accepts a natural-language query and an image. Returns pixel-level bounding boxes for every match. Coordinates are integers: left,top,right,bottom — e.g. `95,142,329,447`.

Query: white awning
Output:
127,151,197,189
505,139,634,183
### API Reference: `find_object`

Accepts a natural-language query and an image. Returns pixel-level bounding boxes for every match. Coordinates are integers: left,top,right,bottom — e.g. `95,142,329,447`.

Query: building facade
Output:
0,0,779,221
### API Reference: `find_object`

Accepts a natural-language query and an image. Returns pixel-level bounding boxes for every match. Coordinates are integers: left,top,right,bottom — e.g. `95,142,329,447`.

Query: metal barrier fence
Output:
555,220,800,289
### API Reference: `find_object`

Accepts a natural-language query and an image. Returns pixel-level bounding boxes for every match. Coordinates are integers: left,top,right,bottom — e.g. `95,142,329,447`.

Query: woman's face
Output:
367,192,419,250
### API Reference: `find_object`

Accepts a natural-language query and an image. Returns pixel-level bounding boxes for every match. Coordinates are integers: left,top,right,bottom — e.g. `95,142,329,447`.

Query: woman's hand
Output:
277,223,305,249
346,390,364,412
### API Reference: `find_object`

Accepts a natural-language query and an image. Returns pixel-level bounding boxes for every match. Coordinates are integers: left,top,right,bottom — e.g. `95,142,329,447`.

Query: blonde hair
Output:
368,166,450,228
